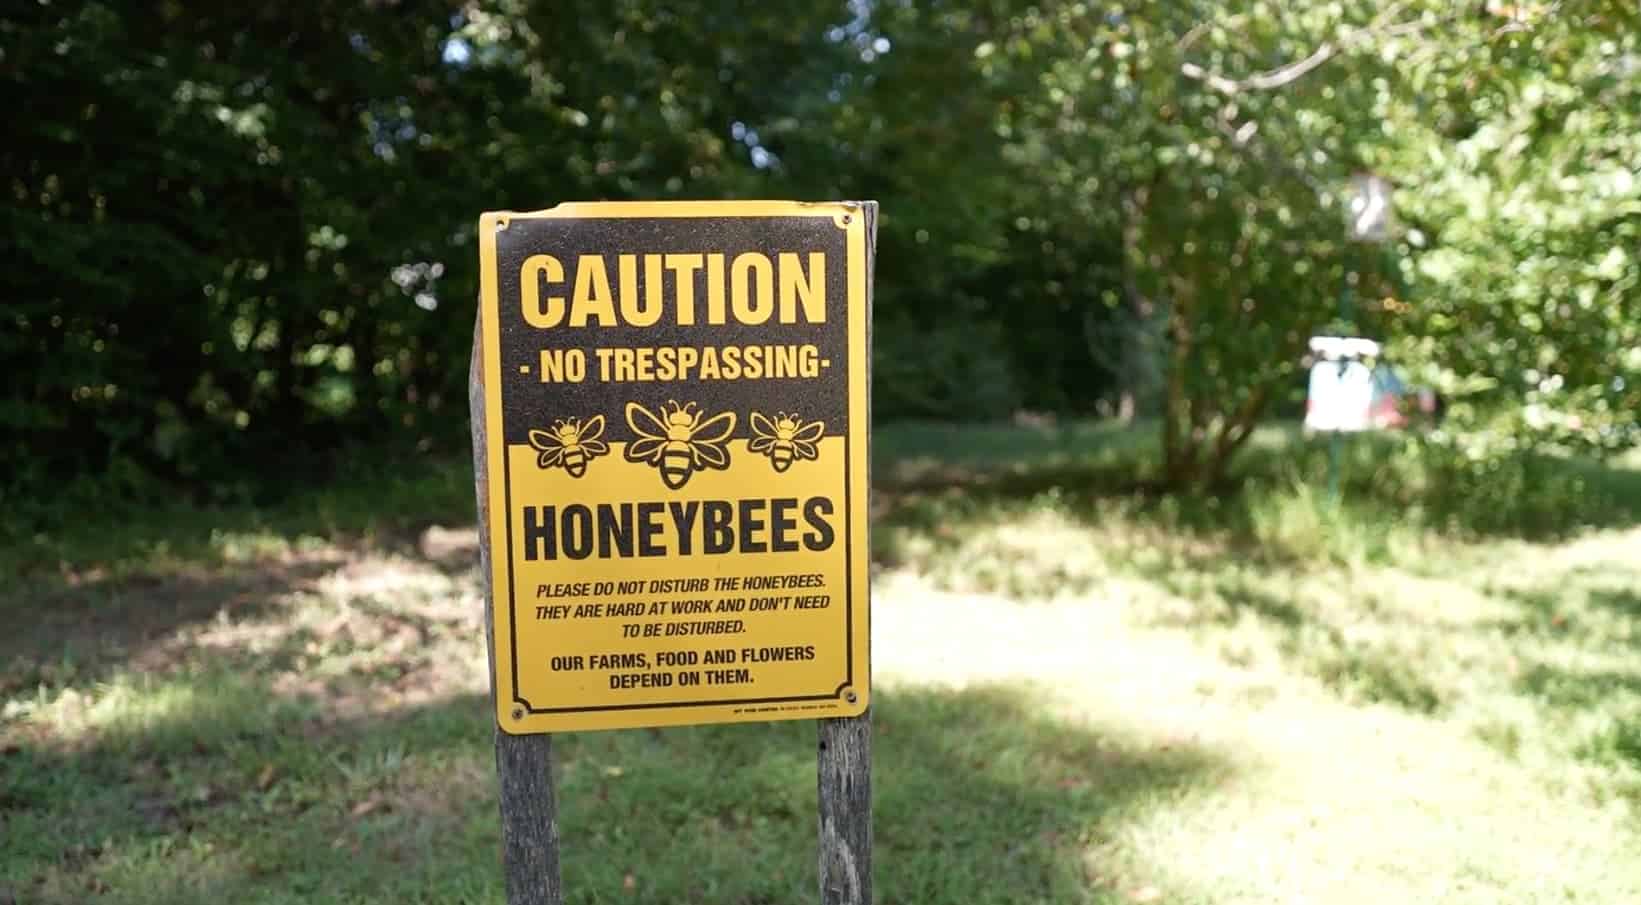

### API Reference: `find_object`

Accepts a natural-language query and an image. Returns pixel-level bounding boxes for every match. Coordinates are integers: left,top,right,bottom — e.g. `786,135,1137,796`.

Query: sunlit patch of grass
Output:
207,528,333,563
883,489,1113,598
877,421,1641,815
26,841,252,905
4,672,315,755
1243,476,1432,566
875,572,1641,901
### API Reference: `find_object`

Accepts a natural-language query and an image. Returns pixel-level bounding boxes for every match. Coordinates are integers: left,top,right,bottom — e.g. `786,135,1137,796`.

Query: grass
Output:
0,446,477,583
5,420,1641,903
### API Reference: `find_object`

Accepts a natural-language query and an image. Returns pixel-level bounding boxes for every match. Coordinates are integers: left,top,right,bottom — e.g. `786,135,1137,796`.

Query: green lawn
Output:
5,422,1641,903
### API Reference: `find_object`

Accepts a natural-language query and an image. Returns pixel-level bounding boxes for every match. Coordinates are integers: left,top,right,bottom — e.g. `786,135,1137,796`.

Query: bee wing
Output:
578,415,605,443
690,411,737,445
626,438,667,463
692,441,731,469
748,437,775,453
580,439,609,456
528,429,564,452
624,403,670,463
624,402,669,441
792,440,821,461
537,448,564,468
792,420,826,443
688,411,737,470
749,411,777,440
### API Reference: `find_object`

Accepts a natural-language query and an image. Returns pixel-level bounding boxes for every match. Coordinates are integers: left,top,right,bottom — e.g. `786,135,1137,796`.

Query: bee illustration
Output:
748,411,825,472
527,415,608,478
624,400,737,490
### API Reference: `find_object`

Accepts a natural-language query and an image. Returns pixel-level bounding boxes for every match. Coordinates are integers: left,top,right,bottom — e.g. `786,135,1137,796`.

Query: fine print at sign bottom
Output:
533,571,833,693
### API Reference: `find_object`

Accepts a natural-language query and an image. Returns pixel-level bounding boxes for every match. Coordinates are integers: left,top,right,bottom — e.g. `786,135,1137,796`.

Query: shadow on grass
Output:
1,451,478,584
1591,588,1641,620
0,452,485,700
0,557,346,699
1516,664,1641,711
4,678,1224,905
873,418,1158,483
1149,576,1308,629
874,423,1641,567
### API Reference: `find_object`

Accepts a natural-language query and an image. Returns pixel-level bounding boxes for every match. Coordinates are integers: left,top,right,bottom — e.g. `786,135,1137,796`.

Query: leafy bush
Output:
874,317,1023,421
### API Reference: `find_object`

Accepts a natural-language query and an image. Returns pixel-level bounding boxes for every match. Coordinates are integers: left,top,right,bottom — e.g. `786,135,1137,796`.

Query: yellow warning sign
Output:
476,201,873,733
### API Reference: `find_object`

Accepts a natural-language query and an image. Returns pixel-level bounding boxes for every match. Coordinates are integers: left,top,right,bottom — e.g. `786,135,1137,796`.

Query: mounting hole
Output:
844,690,858,704
510,705,525,720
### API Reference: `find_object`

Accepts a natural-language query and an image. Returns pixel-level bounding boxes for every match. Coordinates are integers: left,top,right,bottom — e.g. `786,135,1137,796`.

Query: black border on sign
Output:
503,218,857,715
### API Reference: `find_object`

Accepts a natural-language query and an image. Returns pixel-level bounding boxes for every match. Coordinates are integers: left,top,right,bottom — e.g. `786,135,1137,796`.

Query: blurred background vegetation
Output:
6,0,1637,522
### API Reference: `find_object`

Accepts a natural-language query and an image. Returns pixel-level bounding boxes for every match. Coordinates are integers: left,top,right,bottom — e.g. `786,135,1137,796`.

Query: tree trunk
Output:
1160,276,1200,488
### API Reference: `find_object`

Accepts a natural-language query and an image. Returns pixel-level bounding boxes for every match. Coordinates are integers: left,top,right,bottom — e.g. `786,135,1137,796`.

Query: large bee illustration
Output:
527,415,607,478
624,400,737,489
748,411,825,473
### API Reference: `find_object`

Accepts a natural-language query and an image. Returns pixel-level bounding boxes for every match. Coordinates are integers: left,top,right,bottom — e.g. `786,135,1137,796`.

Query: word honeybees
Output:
748,411,824,472
527,415,608,477
625,400,736,489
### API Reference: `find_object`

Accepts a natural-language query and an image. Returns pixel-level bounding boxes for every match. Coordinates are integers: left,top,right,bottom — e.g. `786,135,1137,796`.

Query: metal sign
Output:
476,201,872,733
1305,335,1381,433
1345,172,1393,243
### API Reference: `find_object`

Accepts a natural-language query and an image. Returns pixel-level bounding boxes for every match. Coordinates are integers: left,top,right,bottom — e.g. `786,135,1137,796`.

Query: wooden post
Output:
818,712,872,905
471,318,564,905
818,201,875,905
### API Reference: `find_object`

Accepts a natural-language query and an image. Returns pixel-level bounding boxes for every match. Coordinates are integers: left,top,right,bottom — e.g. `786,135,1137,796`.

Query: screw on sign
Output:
1346,172,1393,243
470,201,877,905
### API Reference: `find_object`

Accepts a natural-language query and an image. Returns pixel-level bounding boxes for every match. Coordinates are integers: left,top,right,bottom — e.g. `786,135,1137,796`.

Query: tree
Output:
0,0,859,498
1380,1,1641,458
983,0,1640,488
9,0,1635,507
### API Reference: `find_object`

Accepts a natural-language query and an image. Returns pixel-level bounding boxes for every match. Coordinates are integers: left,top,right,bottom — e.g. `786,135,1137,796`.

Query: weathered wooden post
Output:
471,321,564,904
470,201,876,905
818,707,871,905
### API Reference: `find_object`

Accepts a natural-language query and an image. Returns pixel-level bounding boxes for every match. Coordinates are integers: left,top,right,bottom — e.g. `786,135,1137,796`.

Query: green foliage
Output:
0,0,1128,514
875,316,1023,419
5,2,503,493
4,0,1639,507
0,1,852,504
1383,4,1641,456
966,0,1641,486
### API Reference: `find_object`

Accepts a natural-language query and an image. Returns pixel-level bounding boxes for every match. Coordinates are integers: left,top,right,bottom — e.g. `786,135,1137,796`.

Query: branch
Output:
1213,106,1328,194
1181,41,1338,95
1177,2,1436,96
1176,22,1211,51
1204,381,1273,482
1488,1,1562,38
